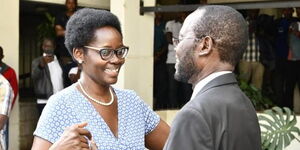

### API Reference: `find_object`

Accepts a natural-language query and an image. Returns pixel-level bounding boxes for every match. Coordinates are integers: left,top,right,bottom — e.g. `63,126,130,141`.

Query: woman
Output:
32,8,169,150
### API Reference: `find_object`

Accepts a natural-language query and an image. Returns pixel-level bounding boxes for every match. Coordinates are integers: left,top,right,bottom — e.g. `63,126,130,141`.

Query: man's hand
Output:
43,54,54,64
39,54,54,68
50,122,97,150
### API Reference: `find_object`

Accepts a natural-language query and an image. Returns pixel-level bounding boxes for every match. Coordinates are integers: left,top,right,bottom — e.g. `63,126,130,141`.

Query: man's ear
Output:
195,36,213,56
73,48,84,64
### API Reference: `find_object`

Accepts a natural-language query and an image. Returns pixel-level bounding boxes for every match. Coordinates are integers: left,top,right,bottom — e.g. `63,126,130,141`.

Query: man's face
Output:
174,12,201,83
66,0,76,12
42,40,55,56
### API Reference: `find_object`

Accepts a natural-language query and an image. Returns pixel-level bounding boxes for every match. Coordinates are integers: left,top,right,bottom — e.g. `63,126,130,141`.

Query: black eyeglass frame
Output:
84,46,129,61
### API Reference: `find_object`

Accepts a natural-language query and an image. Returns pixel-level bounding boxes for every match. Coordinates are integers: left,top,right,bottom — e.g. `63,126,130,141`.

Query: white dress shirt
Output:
190,71,232,100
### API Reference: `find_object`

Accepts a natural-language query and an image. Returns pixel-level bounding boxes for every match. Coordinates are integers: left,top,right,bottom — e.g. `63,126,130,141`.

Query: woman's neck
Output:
78,74,112,103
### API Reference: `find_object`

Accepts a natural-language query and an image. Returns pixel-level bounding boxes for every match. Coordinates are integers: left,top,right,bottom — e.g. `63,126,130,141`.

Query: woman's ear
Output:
195,36,213,56
73,48,84,64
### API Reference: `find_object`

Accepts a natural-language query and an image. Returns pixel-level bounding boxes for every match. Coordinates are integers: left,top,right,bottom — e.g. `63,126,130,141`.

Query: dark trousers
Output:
284,60,300,110
167,64,180,108
37,103,46,115
153,62,168,109
272,59,287,107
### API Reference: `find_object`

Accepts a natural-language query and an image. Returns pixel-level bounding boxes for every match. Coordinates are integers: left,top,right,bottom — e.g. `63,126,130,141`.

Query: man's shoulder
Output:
165,20,177,28
4,65,16,75
32,56,42,63
166,20,175,24
166,20,182,26
186,83,248,114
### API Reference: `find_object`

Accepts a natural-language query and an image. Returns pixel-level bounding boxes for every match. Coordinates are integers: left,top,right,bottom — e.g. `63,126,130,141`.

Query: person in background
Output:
32,8,169,150
239,9,264,89
0,46,18,108
164,5,261,150
54,0,77,64
153,12,168,109
165,12,191,108
31,38,64,114
285,7,300,110
0,46,18,150
55,0,78,87
274,8,298,107
0,74,13,150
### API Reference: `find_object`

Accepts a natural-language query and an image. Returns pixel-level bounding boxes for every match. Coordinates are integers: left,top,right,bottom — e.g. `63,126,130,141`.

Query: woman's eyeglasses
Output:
84,46,129,61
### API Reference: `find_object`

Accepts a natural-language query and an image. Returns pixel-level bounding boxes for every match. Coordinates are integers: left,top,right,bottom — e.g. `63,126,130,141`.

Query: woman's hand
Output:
50,122,98,150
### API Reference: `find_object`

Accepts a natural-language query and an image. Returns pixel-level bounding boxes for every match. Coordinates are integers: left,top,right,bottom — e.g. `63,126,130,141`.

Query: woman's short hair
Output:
65,8,122,56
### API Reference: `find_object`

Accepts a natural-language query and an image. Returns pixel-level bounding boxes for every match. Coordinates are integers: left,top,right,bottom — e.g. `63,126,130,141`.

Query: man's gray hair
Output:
193,5,248,66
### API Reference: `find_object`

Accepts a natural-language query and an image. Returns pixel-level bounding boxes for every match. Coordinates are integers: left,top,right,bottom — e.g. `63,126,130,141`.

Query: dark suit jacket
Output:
164,73,261,150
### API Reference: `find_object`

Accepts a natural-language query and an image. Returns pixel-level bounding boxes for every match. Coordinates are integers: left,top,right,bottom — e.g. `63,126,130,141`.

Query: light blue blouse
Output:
34,84,160,150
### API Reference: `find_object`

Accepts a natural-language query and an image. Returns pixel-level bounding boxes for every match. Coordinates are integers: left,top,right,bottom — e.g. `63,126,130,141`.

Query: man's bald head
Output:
190,5,248,66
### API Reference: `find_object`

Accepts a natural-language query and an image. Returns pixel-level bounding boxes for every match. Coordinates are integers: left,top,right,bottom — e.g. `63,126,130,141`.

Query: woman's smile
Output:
104,67,120,77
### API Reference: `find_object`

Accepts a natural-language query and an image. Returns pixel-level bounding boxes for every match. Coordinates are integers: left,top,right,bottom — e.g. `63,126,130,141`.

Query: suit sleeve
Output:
31,58,44,80
164,108,213,150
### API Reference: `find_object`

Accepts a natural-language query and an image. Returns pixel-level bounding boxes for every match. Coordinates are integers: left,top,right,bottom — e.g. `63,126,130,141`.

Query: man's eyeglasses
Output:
172,36,205,47
84,46,129,61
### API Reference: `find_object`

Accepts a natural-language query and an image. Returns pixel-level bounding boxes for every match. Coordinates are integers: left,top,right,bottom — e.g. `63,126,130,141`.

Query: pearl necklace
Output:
78,81,114,106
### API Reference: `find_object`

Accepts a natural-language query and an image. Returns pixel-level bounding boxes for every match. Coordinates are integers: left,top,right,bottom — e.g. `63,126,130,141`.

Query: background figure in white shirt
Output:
165,13,192,108
31,38,64,115
0,74,13,150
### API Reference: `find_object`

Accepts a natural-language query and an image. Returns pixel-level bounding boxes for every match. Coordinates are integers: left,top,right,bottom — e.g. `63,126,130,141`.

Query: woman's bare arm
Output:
145,120,170,150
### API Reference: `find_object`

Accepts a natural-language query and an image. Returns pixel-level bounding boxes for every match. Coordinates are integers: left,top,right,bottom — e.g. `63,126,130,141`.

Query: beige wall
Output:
111,0,155,106
0,0,20,150
25,0,110,9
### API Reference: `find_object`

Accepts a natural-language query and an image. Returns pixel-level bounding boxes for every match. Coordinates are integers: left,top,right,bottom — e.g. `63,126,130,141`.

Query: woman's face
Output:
82,26,125,86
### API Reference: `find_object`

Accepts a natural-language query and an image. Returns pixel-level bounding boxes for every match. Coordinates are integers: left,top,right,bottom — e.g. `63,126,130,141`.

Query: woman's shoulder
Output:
113,86,137,97
48,84,79,105
113,87,148,107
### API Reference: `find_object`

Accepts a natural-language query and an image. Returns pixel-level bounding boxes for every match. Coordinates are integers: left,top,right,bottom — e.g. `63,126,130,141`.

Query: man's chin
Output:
174,72,189,83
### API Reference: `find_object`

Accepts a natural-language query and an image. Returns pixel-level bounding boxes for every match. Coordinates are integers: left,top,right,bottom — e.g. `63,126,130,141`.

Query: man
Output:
273,8,298,107
0,46,18,150
164,6,261,150
31,38,64,114
0,46,18,108
165,12,192,107
239,9,265,89
55,0,78,87
0,74,13,150
153,12,168,109
55,0,77,64
285,7,300,110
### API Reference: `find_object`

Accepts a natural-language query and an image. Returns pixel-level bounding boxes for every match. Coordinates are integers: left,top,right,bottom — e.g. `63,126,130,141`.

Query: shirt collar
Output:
190,71,232,100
